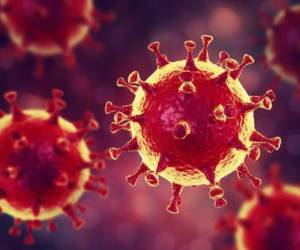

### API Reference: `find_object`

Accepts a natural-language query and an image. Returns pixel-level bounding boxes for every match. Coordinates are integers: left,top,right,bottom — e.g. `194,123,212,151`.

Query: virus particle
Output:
0,0,114,75
0,89,108,244
105,34,282,214
216,165,300,250
263,1,300,87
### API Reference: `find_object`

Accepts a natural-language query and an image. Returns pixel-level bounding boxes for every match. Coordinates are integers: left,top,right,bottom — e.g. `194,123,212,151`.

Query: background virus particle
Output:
106,34,282,214
216,164,300,250
261,0,300,89
0,89,108,244
0,0,114,76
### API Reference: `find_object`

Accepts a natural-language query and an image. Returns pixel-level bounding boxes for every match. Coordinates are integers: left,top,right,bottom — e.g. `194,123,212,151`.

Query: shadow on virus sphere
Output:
106,34,282,214
0,0,115,77
216,163,300,250
0,89,109,245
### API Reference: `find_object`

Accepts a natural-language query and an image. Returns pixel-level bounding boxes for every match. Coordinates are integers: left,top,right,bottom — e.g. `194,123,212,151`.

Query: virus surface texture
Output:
106,35,282,213
217,165,300,250
0,0,114,74
0,90,107,244
265,2,300,86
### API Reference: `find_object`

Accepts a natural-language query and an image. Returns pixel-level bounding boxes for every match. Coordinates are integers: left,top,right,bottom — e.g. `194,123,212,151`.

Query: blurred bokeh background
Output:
0,0,299,249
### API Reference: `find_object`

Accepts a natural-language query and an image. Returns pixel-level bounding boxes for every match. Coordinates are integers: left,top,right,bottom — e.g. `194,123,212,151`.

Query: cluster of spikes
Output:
106,35,281,213
0,89,108,245
0,2,115,76
215,164,300,240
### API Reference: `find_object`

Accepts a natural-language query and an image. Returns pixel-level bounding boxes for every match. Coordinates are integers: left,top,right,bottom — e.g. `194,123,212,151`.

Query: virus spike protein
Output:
0,0,114,75
106,34,281,213
0,89,108,244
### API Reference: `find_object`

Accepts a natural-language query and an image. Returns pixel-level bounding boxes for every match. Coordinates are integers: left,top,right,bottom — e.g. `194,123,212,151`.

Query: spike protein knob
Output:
0,0,114,76
106,35,282,214
216,164,300,250
0,90,108,244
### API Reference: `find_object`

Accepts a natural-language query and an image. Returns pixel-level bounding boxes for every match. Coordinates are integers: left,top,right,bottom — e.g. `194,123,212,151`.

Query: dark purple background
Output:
0,0,299,249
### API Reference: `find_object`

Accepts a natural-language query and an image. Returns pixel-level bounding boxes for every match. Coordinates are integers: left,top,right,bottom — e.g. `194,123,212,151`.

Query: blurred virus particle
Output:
105,34,282,214
0,89,108,244
216,165,300,250
0,0,114,76
262,1,300,88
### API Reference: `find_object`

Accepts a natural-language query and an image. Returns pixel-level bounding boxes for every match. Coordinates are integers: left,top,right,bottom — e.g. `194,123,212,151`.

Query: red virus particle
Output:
216,165,300,250
0,0,114,75
261,1,300,88
0,89,108,244
105,34,282,213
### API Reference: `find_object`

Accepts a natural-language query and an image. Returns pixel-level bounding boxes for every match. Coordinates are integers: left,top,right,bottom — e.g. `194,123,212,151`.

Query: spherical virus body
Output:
0,0,114,74
217,165,300,250
264,2,300,86
0,90,108,244
106,35,282,213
